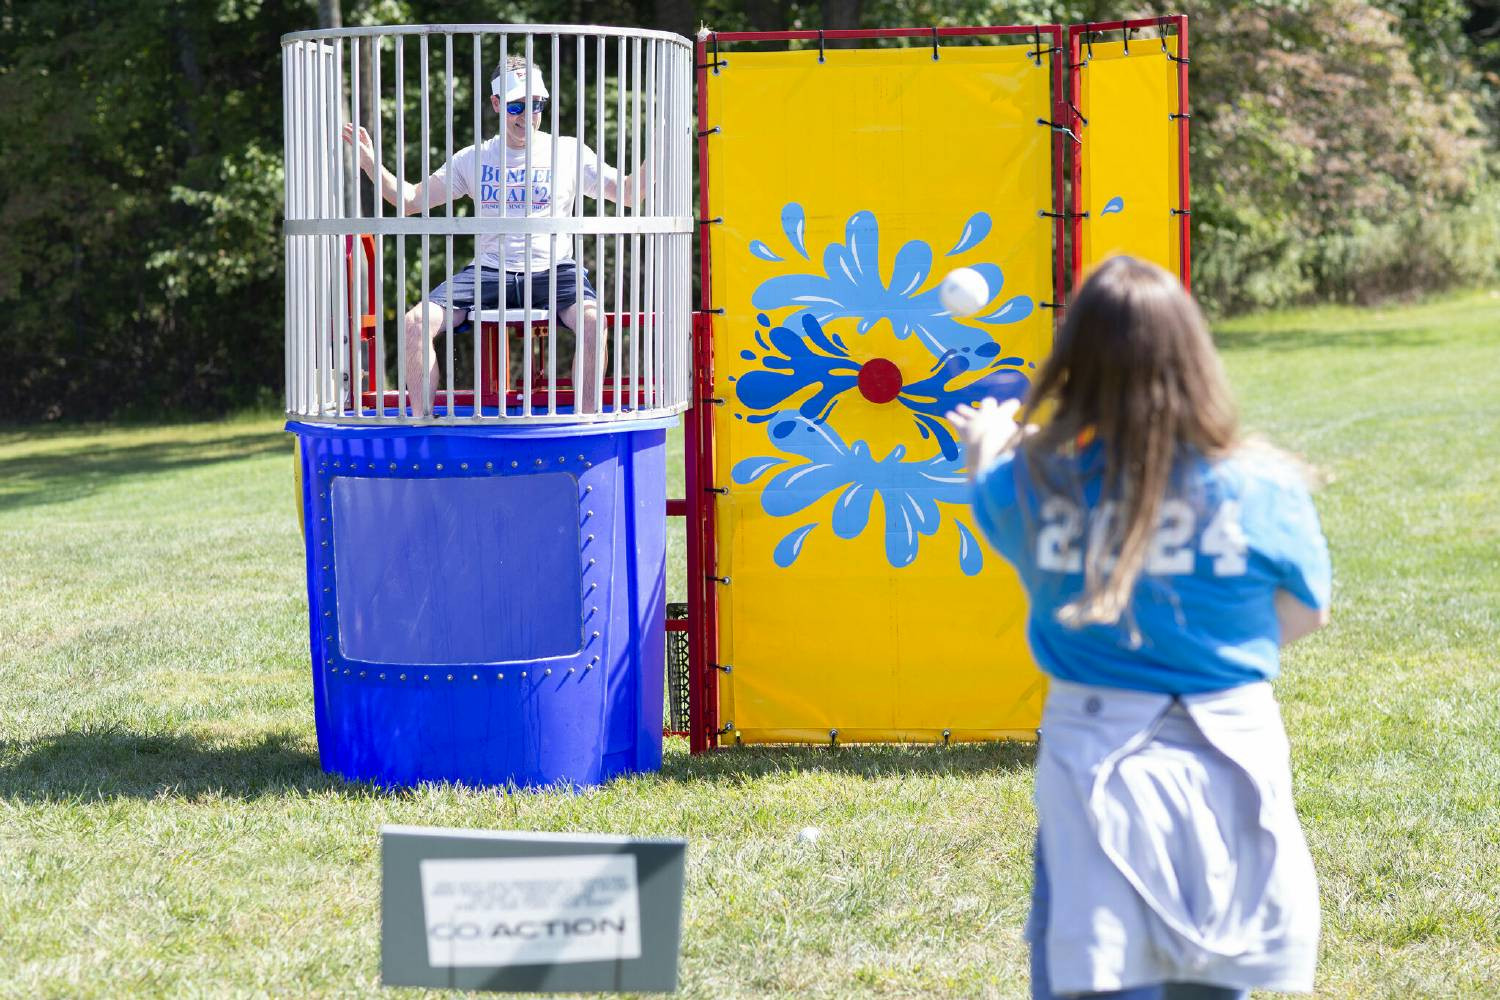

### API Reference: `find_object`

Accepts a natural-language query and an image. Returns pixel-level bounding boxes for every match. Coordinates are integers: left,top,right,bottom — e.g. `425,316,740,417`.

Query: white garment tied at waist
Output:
1034,679,1319,995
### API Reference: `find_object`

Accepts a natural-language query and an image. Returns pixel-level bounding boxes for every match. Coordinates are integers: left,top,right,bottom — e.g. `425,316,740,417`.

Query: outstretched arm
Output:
342,124,452,216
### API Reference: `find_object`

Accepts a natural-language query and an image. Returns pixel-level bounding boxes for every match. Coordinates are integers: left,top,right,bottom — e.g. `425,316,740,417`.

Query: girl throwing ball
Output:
950,256,1330,1000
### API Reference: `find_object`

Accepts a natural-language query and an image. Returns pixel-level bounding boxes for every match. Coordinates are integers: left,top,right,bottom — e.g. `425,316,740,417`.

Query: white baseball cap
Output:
491,66,549,103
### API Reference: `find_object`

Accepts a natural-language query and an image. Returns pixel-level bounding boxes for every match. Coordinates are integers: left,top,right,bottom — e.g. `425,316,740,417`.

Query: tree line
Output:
0,0,1494,420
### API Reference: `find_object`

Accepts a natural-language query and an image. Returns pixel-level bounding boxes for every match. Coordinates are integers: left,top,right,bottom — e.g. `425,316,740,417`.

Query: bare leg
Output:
559,300,606,415
403,301,447,418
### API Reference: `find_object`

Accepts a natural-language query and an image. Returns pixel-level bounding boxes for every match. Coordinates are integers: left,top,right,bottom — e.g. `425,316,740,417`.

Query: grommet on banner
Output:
942,728,952,745
697,126,721,137
717,720,735,735
714,663,733,674
829,728,839,747
709,574,731,585
1124,26,1135,55
697,216,723,227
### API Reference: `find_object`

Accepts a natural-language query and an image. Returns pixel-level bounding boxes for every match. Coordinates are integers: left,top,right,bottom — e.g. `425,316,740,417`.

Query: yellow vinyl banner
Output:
1078,39,1183,276
704,46,1054,744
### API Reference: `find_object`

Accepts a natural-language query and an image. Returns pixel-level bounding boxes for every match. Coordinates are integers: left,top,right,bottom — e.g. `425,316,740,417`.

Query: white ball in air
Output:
939,267,991,317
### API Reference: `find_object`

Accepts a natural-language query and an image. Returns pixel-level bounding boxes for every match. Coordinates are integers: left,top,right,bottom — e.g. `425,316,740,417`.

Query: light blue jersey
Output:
971,444,1331,694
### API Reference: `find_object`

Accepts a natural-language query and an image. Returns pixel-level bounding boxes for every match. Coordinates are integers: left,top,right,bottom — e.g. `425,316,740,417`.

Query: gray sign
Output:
381,825,687,993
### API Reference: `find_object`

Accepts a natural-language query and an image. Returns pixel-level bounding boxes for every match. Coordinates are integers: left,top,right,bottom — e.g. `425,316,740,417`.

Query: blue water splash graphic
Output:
945,212,992,256
748,207,1032,359
735,313,1032,460
731,412,983,573
773,523,819,567
749,240,784,262
782,203,809,259
1100,196,1125,216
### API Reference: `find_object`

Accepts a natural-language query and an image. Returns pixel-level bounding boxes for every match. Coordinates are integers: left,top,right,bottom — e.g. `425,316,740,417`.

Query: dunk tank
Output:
281,25,693,787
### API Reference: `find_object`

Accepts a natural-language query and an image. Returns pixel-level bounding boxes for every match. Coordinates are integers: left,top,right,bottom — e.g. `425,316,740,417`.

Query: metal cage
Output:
282,24,694,424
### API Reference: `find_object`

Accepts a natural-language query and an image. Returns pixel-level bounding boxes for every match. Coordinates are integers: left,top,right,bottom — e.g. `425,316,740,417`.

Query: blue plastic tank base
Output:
288,417,672,790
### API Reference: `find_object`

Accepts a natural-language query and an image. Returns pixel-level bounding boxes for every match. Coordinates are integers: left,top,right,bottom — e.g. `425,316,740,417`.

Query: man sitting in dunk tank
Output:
343,55,643,417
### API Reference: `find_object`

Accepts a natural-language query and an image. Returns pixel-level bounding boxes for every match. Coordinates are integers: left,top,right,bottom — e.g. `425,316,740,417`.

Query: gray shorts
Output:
428,262,596,320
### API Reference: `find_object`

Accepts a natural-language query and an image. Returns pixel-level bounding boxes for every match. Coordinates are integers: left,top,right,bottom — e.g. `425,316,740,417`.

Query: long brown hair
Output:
1020,256,1239,627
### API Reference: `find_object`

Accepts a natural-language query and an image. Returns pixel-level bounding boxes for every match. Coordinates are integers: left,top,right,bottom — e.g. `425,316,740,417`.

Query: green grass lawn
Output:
1,290,1497,998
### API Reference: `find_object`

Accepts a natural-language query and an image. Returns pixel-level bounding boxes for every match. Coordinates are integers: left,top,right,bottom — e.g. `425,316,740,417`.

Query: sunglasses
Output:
504,99,547,116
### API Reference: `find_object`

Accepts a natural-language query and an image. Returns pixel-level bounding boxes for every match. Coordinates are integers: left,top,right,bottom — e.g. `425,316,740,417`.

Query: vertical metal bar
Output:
471,33,483,418
1175,16,1192,291
595,35,607,415
333,38,350,416
314,41,330,415
349,35,364,417
547,33,559,416
1069,25,1083,301
522,32,534,416
690,34,720,751
372,34,387,417
496,29,507,412
1050,25,1065,331
394,35,408,418
574,33,586,410
282,46,293,415
444,31,457,423
613,34,625,415
628,36,641,412
642,38,656,412
420,33,432,418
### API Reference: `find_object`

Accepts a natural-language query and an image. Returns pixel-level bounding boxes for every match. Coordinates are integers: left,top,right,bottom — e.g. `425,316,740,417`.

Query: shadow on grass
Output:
656,740,1036,783
1213,324,1438,353
0,727,355,802
0,431,289,513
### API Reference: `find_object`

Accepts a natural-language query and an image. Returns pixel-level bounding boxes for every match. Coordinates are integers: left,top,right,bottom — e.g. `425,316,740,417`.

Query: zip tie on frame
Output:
1039,300,1065,309
1161,34,1191,63
699,33,727,72
1169,112,1191,121
1036,118,1082,144
709,574,731,584
1124,26,1135,55
1086,25,1096,61
1070,102,1088,126
701,396,726,405
714,663,733,673
697,126,721,137
1030,30,1059,65
716,721,735,735
706,486,729,495
1170,208,1192,216
1037,209,1087,219
931,27,940,61
818,29,826,63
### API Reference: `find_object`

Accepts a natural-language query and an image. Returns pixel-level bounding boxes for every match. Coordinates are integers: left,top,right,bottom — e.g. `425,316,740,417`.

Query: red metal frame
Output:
1066,16,1191,293
687,34,720,754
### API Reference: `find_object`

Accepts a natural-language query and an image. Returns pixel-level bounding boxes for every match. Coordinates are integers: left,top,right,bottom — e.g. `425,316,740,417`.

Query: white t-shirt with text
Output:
434,133,619,272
